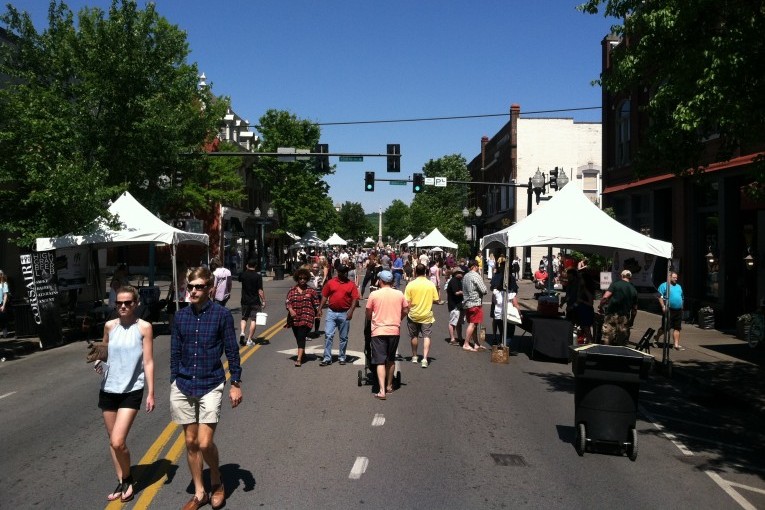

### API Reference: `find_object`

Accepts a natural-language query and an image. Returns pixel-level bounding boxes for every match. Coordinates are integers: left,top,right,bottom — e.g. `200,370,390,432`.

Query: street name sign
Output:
434,176,447,187
424,177,434,185
339,156,364,162
389,180,407,186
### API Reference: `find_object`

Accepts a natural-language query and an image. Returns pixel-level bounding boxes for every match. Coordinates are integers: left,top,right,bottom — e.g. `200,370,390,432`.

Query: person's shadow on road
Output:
181,463,256,497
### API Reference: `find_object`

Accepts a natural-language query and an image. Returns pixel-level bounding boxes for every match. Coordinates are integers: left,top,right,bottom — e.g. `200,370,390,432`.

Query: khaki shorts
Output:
170,381,224,424
406,318,433,339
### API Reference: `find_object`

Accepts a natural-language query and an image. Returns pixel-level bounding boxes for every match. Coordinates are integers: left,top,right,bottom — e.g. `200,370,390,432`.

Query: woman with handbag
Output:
95,285,154,503
285,268,320,367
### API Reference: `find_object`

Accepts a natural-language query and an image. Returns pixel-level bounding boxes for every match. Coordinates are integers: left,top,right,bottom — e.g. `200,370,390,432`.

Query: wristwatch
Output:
230,380,241,388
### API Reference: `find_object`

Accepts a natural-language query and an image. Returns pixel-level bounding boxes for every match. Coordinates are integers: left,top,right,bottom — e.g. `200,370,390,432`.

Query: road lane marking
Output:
103,318,286,510
276,345,366,365
640,405,759,510
705,471,759,510
371,413,385,427
349,457,369,479
0,391,16,400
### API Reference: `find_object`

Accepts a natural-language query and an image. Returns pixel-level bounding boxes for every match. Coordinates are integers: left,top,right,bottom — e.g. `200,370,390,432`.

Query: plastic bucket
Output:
255,312,268,326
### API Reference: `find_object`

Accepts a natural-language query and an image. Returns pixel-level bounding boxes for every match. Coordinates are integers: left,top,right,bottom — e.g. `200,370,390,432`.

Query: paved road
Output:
0,276,763,509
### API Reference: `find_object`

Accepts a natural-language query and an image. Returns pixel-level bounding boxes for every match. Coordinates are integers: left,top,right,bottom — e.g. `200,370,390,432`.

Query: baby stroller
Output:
358,318,402,390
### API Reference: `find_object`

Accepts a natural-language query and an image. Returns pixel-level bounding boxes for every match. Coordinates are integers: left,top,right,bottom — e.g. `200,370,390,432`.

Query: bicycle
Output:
748,311,764,348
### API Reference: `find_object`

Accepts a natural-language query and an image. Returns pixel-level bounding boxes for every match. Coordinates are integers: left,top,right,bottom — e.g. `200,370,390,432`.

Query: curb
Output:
0,338,42,361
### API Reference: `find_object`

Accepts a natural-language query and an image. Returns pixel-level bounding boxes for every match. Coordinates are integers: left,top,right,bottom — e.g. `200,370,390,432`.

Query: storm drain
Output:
490,453,528,467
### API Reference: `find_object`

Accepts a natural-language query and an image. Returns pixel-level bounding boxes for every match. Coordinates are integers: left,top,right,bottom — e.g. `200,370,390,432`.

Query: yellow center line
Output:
103,317,286,509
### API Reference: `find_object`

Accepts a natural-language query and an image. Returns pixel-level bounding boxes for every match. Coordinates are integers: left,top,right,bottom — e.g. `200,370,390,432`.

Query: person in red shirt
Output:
318,264,360,365
534,265,548,289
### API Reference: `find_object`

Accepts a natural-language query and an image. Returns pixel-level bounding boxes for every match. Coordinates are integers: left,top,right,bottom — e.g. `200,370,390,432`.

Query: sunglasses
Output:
115,300,134,307
188,283,209,291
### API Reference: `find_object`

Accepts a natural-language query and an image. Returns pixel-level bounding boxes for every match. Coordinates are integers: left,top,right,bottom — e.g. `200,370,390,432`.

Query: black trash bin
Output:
273,264,285,281
569,344,653,460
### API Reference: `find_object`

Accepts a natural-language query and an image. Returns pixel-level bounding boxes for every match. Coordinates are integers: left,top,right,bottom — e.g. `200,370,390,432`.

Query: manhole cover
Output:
490,453,528,467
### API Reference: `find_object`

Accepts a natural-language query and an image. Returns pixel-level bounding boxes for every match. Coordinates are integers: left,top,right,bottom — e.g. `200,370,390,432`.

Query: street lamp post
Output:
462,206,483,256
523,168,569,281
254,206,275,277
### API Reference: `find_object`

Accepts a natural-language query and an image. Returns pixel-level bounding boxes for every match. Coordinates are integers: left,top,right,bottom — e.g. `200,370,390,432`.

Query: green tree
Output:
337,201,371,244
409,154,470,250
0,0,228,245
253,109,337,237
382,199,410,242
580,0,765,192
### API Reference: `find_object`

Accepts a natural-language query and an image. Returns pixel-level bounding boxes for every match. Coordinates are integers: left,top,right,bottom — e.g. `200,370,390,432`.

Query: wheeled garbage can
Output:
569,344,653,460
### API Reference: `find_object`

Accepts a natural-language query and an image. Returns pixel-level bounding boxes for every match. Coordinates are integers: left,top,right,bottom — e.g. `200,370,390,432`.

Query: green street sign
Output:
339,156,363,162
389,180,407,186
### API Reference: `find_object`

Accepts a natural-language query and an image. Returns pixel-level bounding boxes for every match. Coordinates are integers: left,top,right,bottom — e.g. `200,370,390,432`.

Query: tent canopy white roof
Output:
480,184,672,258
289,231,327,250
412,228,458,250
364,237,375,244
36,191,208,251
399,234,414,245
325,233,348,246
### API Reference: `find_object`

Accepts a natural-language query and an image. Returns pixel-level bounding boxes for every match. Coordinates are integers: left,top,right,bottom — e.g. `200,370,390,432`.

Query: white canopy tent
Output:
289,231,327,250
36,191,209,311
480,183,672,258
479,183,673,354
411,228,458,250
399,234,414,245
325,233,348,246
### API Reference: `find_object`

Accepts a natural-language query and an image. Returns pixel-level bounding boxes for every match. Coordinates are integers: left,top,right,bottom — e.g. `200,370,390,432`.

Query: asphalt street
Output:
0,275,763,509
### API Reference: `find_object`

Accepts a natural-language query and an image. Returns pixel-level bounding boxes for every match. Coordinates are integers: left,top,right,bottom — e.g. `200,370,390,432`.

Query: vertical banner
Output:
20,252,62,348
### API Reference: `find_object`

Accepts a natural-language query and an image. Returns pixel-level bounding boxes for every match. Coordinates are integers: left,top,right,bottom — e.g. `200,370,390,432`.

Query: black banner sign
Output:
19,252,62,348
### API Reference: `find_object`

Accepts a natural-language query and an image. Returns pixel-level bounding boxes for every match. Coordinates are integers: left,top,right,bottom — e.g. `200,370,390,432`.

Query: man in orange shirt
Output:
366,271,409,399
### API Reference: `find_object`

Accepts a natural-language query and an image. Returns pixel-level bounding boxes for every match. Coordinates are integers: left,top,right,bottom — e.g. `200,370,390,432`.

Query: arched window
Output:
616,100,631,165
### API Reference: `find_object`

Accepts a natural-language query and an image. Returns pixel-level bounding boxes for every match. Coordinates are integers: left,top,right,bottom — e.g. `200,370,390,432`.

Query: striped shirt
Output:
171,300,241,397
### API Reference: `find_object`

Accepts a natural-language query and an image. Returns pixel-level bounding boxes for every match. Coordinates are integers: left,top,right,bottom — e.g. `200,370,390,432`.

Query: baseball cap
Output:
378,270,393,282
621,269,632,278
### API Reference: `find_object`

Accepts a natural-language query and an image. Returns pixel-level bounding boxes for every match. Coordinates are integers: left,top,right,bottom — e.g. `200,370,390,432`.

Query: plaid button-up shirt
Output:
171,300,242,397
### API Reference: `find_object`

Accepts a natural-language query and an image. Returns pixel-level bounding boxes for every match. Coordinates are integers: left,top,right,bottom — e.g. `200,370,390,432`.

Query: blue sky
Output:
12,0,617,214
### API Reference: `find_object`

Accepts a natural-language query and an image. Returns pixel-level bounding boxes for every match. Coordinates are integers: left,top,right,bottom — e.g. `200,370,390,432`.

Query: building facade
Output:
468,104,602,277
599,35,765,325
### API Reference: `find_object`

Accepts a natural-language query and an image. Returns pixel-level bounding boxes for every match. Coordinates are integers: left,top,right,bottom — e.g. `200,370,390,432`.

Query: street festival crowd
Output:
87,245,668,509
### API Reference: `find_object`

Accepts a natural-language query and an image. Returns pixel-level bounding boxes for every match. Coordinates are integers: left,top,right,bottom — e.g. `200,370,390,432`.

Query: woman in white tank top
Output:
95,286,154,503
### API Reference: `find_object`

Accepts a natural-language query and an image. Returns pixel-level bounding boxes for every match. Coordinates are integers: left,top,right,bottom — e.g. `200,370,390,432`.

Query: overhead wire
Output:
315,106,601,126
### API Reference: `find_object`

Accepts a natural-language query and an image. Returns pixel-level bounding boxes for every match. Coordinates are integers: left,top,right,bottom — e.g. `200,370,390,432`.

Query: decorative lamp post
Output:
254,206,275,277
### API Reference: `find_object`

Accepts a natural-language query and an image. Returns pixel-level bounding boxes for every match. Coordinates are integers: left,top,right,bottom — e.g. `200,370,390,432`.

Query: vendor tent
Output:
480,184,672,258
35,191,209,311
289,231,327,250
479,183,673,355
399,234,414,245
36,191,208,250
363,237,375,244
325,233,348,246
412,228,458,250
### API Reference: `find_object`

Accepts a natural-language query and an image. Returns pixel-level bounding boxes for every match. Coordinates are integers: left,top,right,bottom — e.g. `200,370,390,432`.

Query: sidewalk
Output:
513,279,765,415
3,274,764,416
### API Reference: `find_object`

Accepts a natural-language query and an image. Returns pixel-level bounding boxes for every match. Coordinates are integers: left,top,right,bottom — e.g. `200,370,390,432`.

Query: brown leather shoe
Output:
182,492,210,510
210,483,225,509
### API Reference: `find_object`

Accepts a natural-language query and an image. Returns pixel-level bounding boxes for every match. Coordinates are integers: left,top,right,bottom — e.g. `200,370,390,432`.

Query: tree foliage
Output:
253,109,338,238
409,154,470,249
382,199,410,242
0,0,229,245
337,201,372,243
580,0,765,191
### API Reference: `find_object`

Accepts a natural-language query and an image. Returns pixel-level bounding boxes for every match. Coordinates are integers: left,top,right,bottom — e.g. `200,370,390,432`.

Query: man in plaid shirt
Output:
170,266,242,510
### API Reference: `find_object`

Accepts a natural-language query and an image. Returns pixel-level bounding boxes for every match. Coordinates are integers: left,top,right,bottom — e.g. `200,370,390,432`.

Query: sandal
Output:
462,346,477,352
449,339,460,346
120,475,134,503
374,392,387,400
475,345,487,351
385,386,395,394
107,481,125,502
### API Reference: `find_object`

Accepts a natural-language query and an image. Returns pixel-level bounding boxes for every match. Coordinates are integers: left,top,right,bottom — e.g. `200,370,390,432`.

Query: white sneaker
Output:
246,339,254,346
411,355,419,363
421,358,428,368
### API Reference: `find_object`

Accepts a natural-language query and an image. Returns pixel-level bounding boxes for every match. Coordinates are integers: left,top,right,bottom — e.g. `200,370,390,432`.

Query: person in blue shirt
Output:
170,266,242,510
655,272,685,350
392,255,405,289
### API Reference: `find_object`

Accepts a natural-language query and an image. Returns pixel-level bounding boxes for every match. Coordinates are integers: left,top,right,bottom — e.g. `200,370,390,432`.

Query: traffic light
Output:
387,144,400,172
412,173,424,193
549,166,559,191
365,171,375,192
314,143,329,172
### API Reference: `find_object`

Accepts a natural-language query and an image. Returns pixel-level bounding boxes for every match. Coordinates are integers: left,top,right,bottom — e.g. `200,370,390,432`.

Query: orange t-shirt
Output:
366,287,409,336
